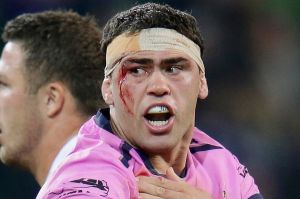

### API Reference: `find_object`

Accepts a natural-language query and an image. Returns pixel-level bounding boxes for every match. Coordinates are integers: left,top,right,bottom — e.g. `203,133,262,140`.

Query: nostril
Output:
147,85,170,96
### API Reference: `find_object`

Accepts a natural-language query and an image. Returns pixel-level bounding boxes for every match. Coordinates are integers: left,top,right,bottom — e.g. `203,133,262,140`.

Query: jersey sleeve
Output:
231,155,264,199
37,146,138,199
42,171,133,199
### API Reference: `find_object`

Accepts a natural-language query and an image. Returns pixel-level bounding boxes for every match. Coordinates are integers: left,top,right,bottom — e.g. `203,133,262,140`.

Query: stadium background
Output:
0,0,299,198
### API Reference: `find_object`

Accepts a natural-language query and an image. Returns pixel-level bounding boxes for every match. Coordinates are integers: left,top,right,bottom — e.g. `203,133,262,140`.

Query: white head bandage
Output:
105,28,204,77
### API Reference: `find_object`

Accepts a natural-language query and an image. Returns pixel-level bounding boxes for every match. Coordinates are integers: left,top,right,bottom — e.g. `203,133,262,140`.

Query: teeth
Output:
146,105,171,127
147,106,169,114
149,120,168,126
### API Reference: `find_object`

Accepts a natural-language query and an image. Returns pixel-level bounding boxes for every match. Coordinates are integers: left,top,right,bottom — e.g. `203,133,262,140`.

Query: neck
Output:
30,115,89,185
150,125,195,176
148,145,189,176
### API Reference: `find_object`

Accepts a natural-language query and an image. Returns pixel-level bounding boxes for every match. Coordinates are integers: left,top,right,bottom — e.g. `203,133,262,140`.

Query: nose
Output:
146,70,170,97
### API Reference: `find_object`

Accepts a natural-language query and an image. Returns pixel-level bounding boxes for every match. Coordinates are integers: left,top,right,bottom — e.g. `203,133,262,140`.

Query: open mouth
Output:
144,105,173,127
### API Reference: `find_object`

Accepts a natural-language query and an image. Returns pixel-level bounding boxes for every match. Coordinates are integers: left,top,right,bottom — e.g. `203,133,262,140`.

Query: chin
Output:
141,142,174,154
0,150,18,166
0,154,11,165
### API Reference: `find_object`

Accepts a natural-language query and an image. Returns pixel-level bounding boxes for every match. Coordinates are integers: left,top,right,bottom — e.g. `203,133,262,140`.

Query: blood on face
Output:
117,63,134,115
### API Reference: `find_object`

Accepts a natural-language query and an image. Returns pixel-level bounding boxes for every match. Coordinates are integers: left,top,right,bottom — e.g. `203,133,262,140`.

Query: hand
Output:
137,167,213,199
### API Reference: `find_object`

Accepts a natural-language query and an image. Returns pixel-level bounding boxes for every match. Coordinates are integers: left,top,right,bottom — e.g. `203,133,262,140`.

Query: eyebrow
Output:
125,57,189,65
161,57,189,65
125,58,153,65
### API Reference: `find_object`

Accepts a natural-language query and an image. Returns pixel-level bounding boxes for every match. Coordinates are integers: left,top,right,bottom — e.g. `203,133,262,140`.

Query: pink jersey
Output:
37,109,263,199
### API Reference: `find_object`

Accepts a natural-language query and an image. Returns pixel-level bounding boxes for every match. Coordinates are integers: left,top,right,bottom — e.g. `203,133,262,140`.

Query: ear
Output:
101,77,114,105
43,82,65,117
198,73,208,99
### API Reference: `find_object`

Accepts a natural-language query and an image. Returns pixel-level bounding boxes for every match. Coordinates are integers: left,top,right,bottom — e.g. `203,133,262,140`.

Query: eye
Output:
0,80,6,86
165,65,182,74
128,66,147,76
0,80,8,89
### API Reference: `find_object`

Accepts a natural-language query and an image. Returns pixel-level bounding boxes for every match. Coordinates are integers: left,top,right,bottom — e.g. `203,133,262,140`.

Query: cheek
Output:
0,95,21,127
1,90,26,111
2,120,24,157
120,82,134,105
184,74,201,97
176,77,199,110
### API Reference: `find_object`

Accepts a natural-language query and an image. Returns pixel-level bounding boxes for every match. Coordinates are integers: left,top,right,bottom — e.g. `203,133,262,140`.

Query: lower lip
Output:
143,116,175,134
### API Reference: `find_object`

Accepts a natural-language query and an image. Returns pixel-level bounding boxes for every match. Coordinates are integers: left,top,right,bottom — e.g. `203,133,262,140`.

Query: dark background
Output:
0,0,299,198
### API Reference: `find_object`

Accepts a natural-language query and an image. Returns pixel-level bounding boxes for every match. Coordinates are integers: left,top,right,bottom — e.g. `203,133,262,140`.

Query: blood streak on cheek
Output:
118,66,134,115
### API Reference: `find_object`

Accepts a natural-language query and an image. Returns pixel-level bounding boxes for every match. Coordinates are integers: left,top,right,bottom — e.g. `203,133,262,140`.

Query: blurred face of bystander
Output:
0,41,43,168
102,50,208,154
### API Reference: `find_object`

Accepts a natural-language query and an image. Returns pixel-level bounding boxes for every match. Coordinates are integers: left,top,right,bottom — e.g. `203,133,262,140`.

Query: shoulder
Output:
37,124,137,199
191,128,262,198
191,127,252,175
192,127,224,147
38,143,137,199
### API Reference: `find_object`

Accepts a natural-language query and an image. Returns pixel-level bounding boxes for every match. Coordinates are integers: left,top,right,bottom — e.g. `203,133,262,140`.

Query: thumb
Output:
166,167,182,182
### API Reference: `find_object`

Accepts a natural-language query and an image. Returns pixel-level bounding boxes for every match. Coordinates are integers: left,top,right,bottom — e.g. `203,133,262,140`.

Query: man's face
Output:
103,50,208,153
0,42,42,167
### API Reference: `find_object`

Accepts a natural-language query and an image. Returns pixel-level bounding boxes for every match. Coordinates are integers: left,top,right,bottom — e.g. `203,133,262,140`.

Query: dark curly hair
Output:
2,10,105,115
100,2,204,57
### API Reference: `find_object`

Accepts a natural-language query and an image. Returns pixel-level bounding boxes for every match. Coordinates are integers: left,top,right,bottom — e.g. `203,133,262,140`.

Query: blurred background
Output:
0,0,299,198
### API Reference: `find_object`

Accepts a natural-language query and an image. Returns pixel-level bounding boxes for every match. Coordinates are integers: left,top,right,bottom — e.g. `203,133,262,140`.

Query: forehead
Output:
0,42,25,86
0,42,25,71
121,50,194,63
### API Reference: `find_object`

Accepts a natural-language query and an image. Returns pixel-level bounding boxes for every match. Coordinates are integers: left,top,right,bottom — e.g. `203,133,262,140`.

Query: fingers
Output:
137,175,191,199
137,174,213,199
165,167,182,182
137,168,213,199
137,175,185,193
137,178,184,199
137,176,168,195
139,193,164,199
